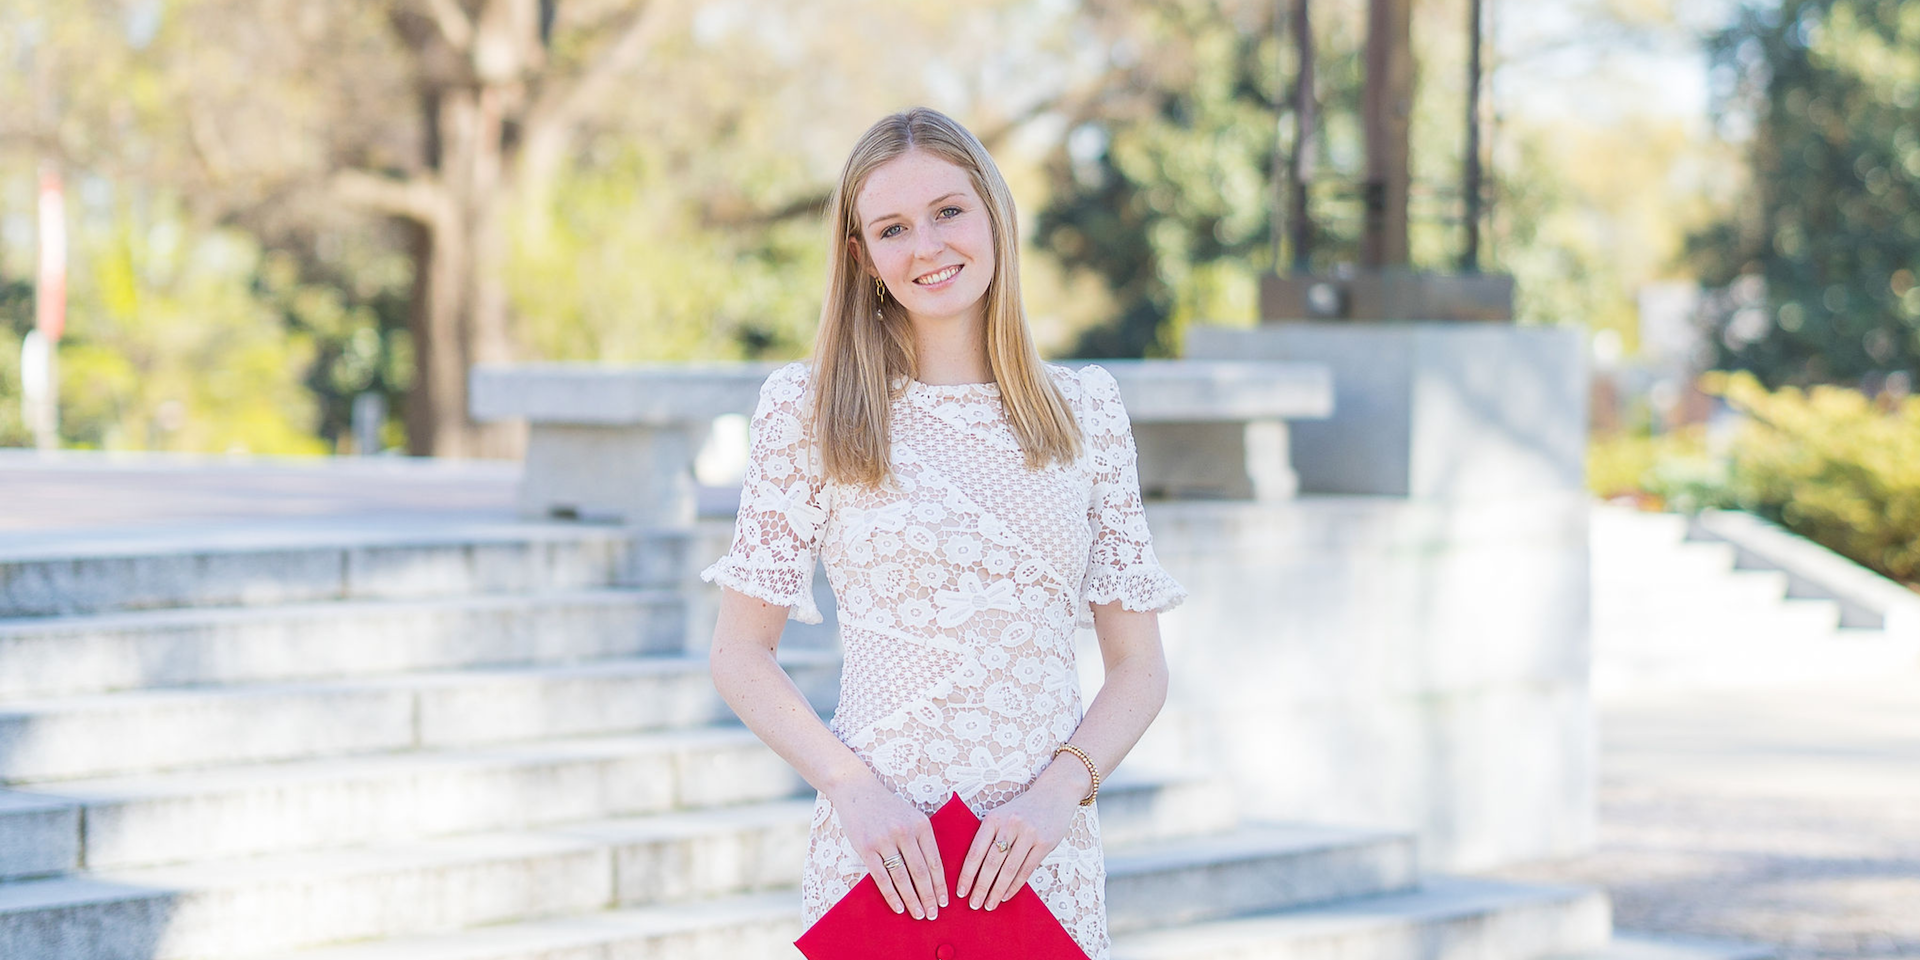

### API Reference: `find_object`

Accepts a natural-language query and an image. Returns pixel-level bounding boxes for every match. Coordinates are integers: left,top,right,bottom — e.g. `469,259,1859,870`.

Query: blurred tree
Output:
1691,0,1920,389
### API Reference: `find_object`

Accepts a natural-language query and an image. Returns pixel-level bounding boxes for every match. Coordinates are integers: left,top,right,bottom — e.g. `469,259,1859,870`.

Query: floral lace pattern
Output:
700,360,1188,960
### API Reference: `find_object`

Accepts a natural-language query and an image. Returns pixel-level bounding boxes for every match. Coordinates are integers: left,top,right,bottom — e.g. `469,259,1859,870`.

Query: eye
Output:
938,206,963,219
880,224,904,239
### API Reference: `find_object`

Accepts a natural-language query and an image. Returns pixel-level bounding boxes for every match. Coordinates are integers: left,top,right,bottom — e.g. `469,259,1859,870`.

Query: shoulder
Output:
755,360,814,408
1041,361,1119,402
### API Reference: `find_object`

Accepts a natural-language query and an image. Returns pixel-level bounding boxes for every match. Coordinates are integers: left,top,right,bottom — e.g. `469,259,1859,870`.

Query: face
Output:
851,148,996,331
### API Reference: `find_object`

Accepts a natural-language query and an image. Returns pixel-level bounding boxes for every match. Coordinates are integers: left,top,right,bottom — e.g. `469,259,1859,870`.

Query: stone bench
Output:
470,360,1334,528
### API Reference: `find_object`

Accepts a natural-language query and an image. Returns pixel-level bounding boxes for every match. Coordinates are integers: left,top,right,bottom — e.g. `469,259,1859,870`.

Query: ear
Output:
847,235,878,279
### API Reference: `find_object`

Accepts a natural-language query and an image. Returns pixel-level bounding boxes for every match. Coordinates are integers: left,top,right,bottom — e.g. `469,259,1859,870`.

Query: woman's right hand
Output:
829,775,947,920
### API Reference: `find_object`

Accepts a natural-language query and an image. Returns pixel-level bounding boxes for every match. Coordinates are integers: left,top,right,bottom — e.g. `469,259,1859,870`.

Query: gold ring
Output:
993,839,1009,853
881,854,905,870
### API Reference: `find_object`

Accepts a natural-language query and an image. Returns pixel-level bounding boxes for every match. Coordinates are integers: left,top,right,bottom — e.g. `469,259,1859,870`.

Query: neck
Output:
908,306,992,385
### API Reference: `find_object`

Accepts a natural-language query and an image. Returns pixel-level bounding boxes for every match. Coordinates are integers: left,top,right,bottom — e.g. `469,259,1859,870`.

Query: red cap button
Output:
936,945,956,960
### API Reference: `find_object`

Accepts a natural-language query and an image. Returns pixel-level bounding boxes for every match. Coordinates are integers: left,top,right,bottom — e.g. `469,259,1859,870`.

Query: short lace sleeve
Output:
699,361,828,624
1075,363,1188,628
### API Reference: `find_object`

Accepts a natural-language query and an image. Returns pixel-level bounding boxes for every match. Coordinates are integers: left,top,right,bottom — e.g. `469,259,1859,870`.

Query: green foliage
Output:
508,144,825,363
1036,2,1296,358
1588,424,1730,512
49,192,330,456
1595,371,1920,586
1708,369,1920,584
1692,0,1920,386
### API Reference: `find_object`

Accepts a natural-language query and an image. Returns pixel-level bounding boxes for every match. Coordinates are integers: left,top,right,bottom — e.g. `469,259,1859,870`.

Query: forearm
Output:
709,639,874,799
1032,636,1168,801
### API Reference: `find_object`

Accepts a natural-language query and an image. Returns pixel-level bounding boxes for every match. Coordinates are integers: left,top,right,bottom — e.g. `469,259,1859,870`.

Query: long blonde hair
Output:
809,107,1083,488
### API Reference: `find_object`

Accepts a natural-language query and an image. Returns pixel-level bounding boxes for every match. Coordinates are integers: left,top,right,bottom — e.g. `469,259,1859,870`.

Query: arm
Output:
954,603,1168,910
708,583,951,922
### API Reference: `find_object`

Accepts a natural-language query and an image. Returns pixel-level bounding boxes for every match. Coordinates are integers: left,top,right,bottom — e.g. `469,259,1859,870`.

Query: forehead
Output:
855,149,979,223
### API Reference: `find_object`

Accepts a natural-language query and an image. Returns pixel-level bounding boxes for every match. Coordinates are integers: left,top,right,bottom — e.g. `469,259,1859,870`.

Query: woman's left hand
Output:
954,766,1085,911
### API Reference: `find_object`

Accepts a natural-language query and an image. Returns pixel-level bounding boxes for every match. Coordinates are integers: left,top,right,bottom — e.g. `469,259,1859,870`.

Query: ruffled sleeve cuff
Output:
1076,564,1189,629
700,555,824,625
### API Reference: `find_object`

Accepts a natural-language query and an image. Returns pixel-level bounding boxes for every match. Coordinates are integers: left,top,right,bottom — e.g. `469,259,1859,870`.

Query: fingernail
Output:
929,909,938,920
940,896,949,908
986,899,996,912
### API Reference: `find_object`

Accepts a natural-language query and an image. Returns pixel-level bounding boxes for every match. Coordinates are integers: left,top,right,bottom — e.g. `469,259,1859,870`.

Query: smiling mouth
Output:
914,265,962,285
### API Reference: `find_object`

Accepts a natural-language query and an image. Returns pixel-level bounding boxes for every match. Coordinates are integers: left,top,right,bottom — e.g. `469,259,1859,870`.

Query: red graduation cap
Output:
795,792,1092,960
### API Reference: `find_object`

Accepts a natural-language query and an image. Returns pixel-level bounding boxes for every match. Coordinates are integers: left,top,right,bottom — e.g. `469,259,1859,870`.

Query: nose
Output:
912,219,945,261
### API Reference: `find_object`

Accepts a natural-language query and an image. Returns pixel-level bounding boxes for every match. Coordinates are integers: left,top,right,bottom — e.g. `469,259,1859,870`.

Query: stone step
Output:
1,725,1225,874
255,892,804,960
1592,569,1798,615
1546,930,1777,960
0,522,672,618
1593,631,1920,697
0,792,75,882
0,726,804,876
0,652,840,784
0,589,686,700
1589,544,1742,586
1107,874,1610,960
0,816,1409,958
1591,600,1841,646
1105,822,1418,934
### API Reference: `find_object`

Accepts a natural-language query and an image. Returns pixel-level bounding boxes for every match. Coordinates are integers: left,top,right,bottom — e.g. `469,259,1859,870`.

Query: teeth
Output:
915,265,960,285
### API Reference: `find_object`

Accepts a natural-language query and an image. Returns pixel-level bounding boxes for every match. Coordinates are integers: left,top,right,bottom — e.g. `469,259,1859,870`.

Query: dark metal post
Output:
1362,0,1412,270
1461,0,1484,273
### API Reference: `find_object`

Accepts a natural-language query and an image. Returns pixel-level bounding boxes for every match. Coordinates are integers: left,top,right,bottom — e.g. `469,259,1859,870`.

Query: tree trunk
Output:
404,70,523,458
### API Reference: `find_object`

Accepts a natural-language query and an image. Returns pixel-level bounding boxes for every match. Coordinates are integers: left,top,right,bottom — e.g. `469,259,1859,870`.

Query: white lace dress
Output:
700,360,1187,959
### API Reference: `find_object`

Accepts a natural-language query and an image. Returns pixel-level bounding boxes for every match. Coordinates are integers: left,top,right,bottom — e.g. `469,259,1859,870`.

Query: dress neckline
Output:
894,375,1001,397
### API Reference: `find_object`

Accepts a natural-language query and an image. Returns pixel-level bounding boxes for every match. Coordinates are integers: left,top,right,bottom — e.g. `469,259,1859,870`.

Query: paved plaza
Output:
1490,677,1920,959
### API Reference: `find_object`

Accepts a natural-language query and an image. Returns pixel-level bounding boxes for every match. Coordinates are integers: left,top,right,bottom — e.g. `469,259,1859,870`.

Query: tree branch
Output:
703,68,1133,231
524,0,676,144
418,0,475,52
332,168,449,225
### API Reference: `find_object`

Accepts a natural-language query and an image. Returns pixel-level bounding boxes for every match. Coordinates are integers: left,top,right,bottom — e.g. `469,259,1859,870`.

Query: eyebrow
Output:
865,192,967,230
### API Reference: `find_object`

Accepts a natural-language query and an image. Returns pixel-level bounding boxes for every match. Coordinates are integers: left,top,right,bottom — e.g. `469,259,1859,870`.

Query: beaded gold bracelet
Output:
1052,743,1101,806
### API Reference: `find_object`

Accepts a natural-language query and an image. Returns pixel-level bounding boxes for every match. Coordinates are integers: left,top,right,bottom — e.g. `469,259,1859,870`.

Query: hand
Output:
829,775,947,920
955,771,1082,911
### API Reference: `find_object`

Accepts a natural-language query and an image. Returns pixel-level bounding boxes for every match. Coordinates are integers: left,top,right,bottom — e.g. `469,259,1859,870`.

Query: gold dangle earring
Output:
873,277,886,320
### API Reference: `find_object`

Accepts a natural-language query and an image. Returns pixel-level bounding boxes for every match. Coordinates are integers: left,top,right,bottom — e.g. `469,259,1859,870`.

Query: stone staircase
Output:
0,522,1613,960
1590,504,1920,698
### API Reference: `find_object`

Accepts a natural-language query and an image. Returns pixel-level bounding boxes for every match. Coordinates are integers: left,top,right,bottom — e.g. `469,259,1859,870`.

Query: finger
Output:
863,849,908,916
984,835,1036,911
969,834,1011,910
918,829,949,909
1002,848,1048,908
899,836,939,920
887,852,925,919
956,818,998,900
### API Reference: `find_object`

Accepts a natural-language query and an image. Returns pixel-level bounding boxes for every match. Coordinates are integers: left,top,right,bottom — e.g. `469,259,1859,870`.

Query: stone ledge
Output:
470,359,1335,526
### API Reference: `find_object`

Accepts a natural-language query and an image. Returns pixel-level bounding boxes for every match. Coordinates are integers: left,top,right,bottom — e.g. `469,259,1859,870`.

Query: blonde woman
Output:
703,106,1186,959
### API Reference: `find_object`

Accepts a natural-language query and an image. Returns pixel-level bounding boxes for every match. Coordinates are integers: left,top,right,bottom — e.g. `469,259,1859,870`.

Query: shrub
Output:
1705,370,1920,587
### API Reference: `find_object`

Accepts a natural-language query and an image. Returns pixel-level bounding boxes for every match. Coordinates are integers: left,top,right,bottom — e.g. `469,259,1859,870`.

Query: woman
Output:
703,106,1185,960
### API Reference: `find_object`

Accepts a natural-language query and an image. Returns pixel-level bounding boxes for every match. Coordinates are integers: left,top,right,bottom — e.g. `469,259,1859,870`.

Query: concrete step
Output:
1106,822,1418,934
1589,544,1741,586
1107,873,1610,960
0,815,1407,958
0,652,841,784
1546,930,1777,960
0,725,807,876
1593,630,1920,697
0,791,76,882
1591,599,1842,646
0,522,675,618
0,589,686,700
1592,570,1799,617
253,891,804,960
1,728,1226,875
